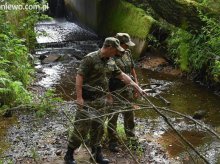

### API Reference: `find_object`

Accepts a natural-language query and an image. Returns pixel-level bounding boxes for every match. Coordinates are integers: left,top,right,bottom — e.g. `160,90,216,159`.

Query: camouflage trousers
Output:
107,87,135,143
68,98,107,149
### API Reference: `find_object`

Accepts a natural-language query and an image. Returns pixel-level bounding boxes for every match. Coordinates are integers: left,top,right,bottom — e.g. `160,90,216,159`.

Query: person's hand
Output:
136,88,148,97
76,97,84,109
106,94,113,105
133,90,140,98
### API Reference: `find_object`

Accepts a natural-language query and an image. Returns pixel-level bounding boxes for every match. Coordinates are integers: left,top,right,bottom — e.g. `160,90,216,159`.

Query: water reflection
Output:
136,68,220,163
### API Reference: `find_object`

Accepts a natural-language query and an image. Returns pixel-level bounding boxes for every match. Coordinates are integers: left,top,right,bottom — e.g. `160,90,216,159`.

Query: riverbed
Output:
0,18,220,164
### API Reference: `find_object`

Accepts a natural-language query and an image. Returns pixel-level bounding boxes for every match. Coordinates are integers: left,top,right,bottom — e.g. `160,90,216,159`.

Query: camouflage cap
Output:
103,37,125,52
115,33,135,47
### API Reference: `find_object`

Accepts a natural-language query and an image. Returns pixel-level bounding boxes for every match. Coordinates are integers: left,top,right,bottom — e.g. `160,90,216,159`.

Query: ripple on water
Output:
38,63,64,88
35,18,98,44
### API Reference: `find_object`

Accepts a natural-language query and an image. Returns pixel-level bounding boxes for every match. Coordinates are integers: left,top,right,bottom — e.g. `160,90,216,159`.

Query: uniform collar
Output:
98,49,110,61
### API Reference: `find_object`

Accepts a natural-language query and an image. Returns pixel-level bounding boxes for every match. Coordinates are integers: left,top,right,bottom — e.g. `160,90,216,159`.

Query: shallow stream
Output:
0,18,220,163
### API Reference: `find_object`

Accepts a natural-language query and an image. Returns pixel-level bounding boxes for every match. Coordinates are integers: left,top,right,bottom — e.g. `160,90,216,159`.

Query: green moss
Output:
179,42,189,71
99,0,154,39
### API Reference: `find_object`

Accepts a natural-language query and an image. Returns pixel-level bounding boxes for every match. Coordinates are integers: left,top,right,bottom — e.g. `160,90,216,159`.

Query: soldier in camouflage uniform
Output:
108,33,138,152
64,37,145,164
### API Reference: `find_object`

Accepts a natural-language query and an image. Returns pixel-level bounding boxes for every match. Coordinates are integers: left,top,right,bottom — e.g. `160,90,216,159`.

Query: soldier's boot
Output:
64,146,77,164
92,146,109,164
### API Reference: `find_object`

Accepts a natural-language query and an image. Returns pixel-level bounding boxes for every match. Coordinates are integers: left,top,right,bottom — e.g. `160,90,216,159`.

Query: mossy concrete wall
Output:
64,0,100,30
64,0,155,58
98,0,154,58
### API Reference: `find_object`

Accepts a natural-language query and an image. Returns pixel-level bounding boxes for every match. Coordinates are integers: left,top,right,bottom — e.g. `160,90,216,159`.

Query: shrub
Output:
167,11,220,82
0,0,50,111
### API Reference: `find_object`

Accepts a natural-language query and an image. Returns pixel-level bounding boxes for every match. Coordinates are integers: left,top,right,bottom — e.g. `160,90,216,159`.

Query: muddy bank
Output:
2,103,75,163
138,51,220,96
139,55,182,77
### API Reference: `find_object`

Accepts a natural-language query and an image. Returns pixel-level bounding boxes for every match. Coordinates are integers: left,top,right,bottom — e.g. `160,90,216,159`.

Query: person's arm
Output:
76,74,84,107
127,50,138,84
106,92,113,105
131,68,139,97
131,68,138,84
116,72,144,95
76,55,92,107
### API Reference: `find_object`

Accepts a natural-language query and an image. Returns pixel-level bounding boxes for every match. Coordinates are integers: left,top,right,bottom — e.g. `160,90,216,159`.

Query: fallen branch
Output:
63,108,141,164
156,94,171,105
66,100,220,141
157,106,220,140
0,105,34,116
140,93,210,164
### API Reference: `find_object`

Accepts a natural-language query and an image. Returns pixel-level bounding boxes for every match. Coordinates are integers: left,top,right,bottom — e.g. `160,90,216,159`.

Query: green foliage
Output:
116,122,126,140
0,159,13,164
179,42,189,71
31,147,40,162
200,0,220,12
17,0,50,51
0,0,50,111
1,0,50,52
34,89,63,117
167,29,191,71
104,121,126,142
0,78,31,107
0,33,33,87
167,11,220,82
212,60,220,82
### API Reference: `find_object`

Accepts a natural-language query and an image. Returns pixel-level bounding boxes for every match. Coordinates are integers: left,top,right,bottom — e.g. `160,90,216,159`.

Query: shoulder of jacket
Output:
85,51,98,58
83,51,99,61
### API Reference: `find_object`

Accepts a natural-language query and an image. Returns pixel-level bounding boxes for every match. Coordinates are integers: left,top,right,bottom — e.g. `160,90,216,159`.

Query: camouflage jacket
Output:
113,49,134,75
77,50,121,92
108,50,135,92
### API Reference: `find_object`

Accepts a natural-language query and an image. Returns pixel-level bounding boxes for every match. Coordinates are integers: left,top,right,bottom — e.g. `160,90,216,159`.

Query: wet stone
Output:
55,149,62,156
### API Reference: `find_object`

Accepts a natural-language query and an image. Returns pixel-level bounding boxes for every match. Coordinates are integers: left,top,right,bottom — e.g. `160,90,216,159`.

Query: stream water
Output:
136,69,220,163
0,18,220,163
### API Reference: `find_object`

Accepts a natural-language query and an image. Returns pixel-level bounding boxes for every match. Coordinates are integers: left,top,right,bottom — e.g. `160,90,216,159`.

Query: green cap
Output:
103,37,125,52
115,33,135,47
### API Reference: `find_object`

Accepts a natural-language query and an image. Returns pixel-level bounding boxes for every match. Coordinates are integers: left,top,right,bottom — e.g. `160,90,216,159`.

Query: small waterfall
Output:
34,18,100,89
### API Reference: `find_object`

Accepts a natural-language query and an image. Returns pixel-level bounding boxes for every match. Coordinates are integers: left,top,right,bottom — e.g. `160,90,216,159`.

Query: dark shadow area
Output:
47,0,65,18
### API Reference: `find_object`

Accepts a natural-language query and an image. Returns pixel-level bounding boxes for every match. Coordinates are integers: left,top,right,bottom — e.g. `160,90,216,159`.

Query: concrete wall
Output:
64,0,100,31
63,0,154,58
132,38,147,58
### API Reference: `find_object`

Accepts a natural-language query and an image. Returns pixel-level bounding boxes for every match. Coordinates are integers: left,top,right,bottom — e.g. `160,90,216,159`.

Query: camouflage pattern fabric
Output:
113,50,134,74
77,50,121,93
68,50,121,149
108,50,135,92
68,98,108,149
108,50,136,142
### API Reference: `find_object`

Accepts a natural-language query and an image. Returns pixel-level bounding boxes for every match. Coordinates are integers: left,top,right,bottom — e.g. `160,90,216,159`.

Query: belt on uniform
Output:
82,88,105,101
